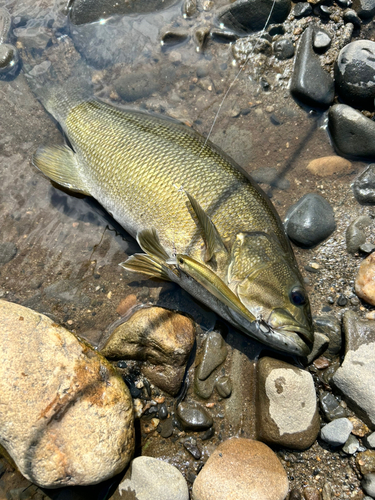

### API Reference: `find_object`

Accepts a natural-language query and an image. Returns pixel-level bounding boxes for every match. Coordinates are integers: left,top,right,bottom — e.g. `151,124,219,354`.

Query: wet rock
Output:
44,279,90,307
210,28,238,43
116,294,137,316
293,3,313,17
313,315,342,357
183,0,197,17
306,332,330,364
159,403,168,420
306,156,353,177
343,8,362,27
346,216,371,254
256,357,320,450
183,437,201,459
159,417,174,438
335,41,375,110
328,104,375,159
194,369,217,399
197,331,227,380
194,26,210,52
0,44,19,77
0,300,134,488
356,450,375,474
69,0,179,24
252,167,290,189
320,392,349,421
100,307,195,395
192,438,289,500
273,38,295,60
290,26,334,108
343,434,360,454
216,0,291,34
114,67,174,102
176,401,213,431
362,474,375,497
200,426,215,440
118,456,189,500
160,26,189,47
349,415,370,436
313,29,331,52
284,193,336,247
0,242,17,264
355,252,375,306
215,376,232,398
331,311,375,429
352,0,375,18
364,431,375,448
353,164,375,203
320,418,353,446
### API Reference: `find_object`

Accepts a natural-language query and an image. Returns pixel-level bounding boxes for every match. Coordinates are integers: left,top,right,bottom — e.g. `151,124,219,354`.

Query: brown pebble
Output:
313,356,330,370
356,450,375,474
303,485,321,500
349,416,370,437
355,253,375,306
306,156,353,177
116,294,137,316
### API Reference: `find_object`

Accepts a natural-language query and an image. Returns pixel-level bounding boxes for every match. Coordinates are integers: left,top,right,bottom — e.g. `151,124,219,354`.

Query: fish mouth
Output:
273,325,314,354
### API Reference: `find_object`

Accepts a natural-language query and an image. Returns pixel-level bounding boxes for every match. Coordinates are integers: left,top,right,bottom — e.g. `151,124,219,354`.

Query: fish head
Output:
228,232,313,356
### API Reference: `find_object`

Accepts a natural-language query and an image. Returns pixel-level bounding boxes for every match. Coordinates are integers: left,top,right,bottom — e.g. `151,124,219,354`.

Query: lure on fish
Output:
32,87,313,356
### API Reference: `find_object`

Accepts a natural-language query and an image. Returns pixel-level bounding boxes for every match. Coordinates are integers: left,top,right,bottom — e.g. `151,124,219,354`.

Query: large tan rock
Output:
100,306,195,395
306,156,353,177
0,300,134,488
355,253,375,306
192,438,288,500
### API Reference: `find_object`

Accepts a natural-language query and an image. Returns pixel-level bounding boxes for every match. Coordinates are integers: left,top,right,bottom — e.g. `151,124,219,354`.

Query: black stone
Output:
293,2,312,17
158,403,168,420
290,26,334,108
268,24,285,36
117,360,127,369
328,104,375,160
183,438,201,459
284,193,336,247
343,8,362,27
200,426,215,440
273,38,295,59
176,401,213,431
215,0,291,34
335,40,375,110
352,0,375,18
353,164,375,203
0,242,17,264
320,391,349,421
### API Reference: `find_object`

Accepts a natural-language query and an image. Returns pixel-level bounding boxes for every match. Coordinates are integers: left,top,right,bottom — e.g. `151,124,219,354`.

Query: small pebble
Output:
360,243,375,253
313,29,331,52
320,418,353,446
183,438,201,459
313,356,330,370
364,432,375,449
215,376,232,398
342,434,360,454
177,401,213,431
353,164,375,203
320,392,349,421
293,2,312,17
337,294,347,306
159,417,174,438
159,403,168,420
273,38,295,60
349,416,370,437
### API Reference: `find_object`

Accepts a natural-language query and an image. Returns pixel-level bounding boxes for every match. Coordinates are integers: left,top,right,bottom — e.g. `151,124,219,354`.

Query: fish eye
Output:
290,286,307,306
178,257,184,265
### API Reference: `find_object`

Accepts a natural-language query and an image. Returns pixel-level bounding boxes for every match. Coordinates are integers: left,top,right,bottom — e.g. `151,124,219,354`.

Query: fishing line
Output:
199,0,278,155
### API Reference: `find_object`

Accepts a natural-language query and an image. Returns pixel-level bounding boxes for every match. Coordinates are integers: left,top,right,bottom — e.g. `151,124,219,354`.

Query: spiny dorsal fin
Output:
120,254,171,281
186,192,228,262
32,144,90,195
136,228,170,261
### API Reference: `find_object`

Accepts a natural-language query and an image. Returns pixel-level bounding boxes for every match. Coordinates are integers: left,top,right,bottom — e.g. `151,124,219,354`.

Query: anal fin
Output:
120,254,172,281
32,144,90,195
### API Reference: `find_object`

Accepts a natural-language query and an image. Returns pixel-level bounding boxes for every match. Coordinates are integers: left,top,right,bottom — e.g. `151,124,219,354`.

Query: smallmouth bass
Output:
32,90,313,356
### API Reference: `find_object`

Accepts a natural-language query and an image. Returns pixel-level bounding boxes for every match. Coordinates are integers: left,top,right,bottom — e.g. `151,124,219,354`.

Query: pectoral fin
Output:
32,144,90,195
120,254,172,281
186,192,228,262
136,228,170,261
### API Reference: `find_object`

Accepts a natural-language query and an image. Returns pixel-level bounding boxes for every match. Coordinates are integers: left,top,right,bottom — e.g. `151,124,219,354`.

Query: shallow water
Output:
0,0,374,498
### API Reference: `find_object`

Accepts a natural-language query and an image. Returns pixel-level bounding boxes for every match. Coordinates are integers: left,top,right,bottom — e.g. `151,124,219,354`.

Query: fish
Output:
32,87,314,356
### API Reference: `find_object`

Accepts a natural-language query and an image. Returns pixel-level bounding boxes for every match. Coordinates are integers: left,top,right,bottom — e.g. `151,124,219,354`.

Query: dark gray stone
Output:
216,0,291,34
320,418,353,446
158,403,168,420
293,2,312,17
0,242,17,264
284,193,336,247
353,0,375,18
159,417,174,438
313,29,331,52
290,26,334,108
335,41,375,110
346,216,371,253
343,9,362,27
328,104,375,160
353,164,375,203
183,438,201,459
320,392,349,421
306,332,330,364
176,401,213,431
313,315,342,357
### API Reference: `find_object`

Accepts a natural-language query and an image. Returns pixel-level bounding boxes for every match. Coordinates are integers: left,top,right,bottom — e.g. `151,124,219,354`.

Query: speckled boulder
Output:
192,438,289,500
0,300,134,488
256,357,320,450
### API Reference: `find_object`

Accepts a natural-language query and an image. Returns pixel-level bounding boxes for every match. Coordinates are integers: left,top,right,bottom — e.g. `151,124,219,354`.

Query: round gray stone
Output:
320,418,354,446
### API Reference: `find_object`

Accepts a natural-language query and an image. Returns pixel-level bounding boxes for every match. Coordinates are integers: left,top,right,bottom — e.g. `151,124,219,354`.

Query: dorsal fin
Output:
186,192,228,262
136,228,170,261
120,254,172,281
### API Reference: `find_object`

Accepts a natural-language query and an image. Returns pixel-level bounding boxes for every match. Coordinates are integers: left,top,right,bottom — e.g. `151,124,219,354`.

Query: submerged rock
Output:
192,438,289,500
118,456,189,500
0,300,134,488
176,401,213,431
328,104,375,159
306,156,353,177
284,193,336,247
355,252,375,306
290,26,334,108
197,330,227,381
353,164,375,203
256,357,320,450
100,306,195,395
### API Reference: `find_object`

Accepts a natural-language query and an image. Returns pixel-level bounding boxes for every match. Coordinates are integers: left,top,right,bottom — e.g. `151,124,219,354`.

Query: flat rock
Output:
355,252,375,306
331,311,375,429
192,438,289,500
306,156,353,177
256,357,320,450
284,193,336,247
216,0,291,34
100,307,195,395
118,456,189,500
320,418,353,446
335,40,375,109
0,300,134,488
290,26,334,108
353,164,375,203
197,330,227,381
328,104,375,160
